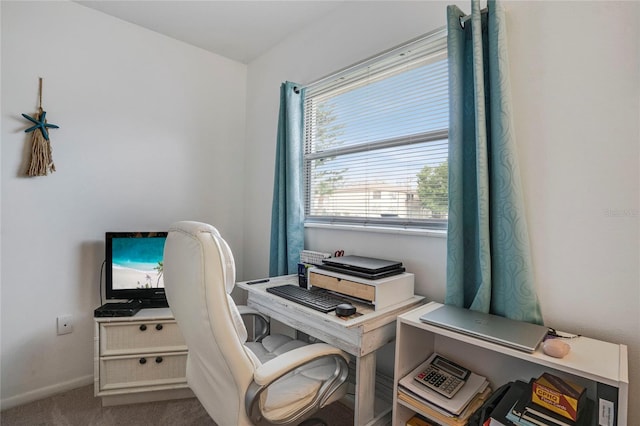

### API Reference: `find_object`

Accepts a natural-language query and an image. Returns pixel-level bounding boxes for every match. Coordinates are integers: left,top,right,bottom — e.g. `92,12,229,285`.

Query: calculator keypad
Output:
414,366,464,398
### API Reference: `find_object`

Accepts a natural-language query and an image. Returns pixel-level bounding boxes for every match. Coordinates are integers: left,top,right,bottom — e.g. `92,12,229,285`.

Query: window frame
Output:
302,29,449,232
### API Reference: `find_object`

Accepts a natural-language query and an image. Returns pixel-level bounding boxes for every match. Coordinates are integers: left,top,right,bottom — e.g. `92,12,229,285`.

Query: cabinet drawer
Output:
100,321,186,356
310,271,375,302
100,351,187,391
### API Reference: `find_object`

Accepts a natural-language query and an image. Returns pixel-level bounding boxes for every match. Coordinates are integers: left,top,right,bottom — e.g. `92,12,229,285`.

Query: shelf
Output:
392,302,628,426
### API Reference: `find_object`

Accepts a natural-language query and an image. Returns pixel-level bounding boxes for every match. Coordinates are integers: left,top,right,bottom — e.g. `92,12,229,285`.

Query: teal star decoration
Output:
22,110,59,141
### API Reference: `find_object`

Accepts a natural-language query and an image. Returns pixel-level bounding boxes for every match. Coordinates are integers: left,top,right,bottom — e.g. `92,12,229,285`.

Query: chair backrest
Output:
164,221,258,425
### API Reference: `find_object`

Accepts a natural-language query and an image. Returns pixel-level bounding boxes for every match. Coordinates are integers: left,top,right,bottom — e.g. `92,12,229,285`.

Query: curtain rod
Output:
298,26,447,91
460,7,488,27
293,7,488,92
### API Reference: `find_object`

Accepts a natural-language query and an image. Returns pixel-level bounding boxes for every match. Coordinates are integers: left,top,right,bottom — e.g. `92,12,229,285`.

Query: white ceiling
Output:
75,1,345,64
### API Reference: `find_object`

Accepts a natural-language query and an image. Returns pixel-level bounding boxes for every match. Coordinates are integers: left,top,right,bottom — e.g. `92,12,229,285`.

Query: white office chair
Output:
163,221,350,426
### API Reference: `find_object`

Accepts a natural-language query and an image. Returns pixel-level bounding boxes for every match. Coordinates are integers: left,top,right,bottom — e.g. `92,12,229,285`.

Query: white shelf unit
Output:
392,302,628,426
94,308,193,406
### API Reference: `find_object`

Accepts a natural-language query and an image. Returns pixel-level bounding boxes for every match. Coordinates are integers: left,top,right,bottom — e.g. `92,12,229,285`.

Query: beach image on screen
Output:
111,237,165,290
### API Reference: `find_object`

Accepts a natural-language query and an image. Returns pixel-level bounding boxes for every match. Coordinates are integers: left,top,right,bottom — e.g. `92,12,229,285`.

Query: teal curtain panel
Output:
269,82,306,276
445,0,543,324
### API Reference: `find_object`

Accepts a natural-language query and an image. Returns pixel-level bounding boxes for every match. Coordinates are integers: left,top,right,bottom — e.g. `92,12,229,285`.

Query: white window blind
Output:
303,29,449,230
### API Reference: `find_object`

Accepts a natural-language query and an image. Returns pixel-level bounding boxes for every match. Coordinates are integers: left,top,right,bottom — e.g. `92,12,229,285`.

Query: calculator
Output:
414,354,471,399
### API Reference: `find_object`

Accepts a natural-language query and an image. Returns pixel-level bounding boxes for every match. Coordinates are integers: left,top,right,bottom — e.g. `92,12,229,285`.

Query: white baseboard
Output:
1,374,94,411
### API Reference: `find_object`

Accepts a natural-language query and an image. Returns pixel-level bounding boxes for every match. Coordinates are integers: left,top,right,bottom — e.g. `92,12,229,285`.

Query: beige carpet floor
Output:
0,385,355,426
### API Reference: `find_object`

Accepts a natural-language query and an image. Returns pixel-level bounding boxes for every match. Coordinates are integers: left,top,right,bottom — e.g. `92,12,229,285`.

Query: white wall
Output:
244,1,639,423
0,1,247,408
1,1,638,422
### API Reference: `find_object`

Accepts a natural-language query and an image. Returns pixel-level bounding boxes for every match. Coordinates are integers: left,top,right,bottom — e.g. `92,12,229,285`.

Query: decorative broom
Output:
22,78,59,176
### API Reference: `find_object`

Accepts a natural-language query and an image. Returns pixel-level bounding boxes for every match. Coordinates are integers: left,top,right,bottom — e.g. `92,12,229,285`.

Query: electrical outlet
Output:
57,315,73,335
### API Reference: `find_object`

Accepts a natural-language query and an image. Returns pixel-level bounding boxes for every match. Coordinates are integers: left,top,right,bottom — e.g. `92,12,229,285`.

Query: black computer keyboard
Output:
266,284,345,313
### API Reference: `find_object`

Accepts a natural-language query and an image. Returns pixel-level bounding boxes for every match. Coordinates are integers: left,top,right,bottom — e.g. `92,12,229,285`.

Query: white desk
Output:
237,275,425,426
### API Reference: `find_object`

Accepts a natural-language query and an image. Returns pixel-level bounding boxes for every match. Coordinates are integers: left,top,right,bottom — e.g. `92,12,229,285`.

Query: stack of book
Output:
486,377,594,426
397,356,491,426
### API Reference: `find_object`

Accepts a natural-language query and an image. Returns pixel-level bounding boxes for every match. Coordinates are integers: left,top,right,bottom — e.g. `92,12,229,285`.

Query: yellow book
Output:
532,373,585,421
406,414,436,426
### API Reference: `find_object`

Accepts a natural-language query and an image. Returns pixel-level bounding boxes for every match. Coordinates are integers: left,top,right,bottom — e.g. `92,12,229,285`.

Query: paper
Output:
398,353,489,415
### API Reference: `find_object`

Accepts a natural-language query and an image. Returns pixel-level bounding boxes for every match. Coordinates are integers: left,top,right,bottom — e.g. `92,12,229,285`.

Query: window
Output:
303,29,449,230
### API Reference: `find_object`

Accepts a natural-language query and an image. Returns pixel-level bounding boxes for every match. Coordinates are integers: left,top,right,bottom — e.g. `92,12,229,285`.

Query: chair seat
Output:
246,334,308,362
245,335,344,421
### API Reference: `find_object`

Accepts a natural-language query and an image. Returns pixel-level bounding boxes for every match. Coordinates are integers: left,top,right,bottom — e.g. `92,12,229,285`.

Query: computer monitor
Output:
104,231,168,308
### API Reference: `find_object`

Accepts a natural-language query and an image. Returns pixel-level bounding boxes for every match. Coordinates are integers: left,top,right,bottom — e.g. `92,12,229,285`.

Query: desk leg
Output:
354,352,376,426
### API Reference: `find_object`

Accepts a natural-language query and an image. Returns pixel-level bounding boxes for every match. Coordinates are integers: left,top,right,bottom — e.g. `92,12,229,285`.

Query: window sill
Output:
304,222,447,238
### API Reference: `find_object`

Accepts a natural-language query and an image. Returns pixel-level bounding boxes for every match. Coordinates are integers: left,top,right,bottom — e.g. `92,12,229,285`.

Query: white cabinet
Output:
94,308,193,406
392,302,629,426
